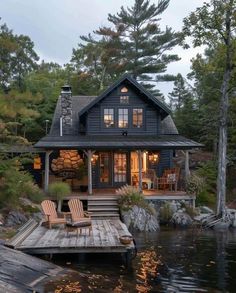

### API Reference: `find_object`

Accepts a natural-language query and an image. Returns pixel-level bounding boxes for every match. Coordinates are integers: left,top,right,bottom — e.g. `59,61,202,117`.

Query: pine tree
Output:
73,0,181,95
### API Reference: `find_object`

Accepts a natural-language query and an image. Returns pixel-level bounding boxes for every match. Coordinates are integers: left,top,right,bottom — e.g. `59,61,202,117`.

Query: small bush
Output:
159,202,173,224
117,185,154,215
48,182,71,211
186,173,205,196
48,182,71,200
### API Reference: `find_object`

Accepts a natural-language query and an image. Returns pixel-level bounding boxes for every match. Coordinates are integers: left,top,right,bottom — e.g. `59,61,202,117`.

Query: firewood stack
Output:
51,150,83,172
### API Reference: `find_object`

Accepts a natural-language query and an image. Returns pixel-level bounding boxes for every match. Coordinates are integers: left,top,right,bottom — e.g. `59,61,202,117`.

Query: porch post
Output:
44,150,52,192
138,150,142,193
84,150,95,195
185,150,190,181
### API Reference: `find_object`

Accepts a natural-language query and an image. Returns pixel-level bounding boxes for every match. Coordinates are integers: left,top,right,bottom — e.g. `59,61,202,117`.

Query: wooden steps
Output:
87,197,120,219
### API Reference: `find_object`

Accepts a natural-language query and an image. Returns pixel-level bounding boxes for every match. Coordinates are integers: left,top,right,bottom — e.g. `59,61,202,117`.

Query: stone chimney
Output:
60,85,72,135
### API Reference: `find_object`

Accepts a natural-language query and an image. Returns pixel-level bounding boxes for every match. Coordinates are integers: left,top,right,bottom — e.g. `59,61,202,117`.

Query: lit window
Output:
120,96,129,104
114,153,127,182
104,108,114,128
121,87,128,93
133,108,143,128
118,108,128,128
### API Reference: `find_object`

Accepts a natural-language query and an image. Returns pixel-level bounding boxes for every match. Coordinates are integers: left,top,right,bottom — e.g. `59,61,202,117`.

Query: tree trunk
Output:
216,6,232,216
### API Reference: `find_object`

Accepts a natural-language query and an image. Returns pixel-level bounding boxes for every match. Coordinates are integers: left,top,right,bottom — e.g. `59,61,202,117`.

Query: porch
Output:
42,148,192,196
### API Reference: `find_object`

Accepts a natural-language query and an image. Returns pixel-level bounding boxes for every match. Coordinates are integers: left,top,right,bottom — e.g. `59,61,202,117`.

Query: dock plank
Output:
11,219,134,254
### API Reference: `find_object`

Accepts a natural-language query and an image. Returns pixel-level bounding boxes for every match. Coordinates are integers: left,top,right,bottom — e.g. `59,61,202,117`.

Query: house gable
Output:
81,74,171,136
78,74,171,118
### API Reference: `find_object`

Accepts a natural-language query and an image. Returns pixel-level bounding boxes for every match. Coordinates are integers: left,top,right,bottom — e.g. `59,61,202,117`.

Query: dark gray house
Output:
35,74,202,195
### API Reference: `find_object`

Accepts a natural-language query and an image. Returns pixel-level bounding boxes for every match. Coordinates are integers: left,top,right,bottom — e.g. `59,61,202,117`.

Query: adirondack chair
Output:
41,200,67,229
68,198,92,235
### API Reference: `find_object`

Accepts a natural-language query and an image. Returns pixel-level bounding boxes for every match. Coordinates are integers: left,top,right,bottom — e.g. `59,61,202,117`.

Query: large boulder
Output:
171,211,193,227
5,210,28,227
121,205,159,232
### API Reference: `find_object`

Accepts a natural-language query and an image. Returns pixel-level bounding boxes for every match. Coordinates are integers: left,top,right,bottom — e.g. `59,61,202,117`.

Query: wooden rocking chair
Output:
68,198,92,235
41,200,67,229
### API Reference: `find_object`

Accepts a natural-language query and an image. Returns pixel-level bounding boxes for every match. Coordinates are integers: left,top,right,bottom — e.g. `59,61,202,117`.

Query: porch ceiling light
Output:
148,152,159,164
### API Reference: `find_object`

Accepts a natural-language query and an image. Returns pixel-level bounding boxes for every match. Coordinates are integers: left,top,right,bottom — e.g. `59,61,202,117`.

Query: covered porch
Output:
42,147,193,196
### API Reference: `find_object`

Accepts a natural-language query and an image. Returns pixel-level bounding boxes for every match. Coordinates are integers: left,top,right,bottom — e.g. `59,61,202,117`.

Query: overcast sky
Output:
0,0,206,97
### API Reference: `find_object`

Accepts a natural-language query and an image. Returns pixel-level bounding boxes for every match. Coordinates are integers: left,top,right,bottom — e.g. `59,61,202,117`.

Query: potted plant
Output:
48,182,71,212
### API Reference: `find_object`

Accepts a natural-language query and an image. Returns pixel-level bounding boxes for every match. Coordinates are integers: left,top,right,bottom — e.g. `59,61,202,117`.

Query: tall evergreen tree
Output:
168,73,199,140
183,0,236,216
72,0,181,95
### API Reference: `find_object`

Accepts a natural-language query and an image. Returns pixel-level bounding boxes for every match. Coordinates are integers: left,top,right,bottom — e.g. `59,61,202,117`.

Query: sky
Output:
0,0,207,97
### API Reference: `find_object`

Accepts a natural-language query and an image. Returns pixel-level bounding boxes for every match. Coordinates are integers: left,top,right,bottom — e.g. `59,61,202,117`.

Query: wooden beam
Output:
138,150,142,192
185,150,190,181
44,150,52,192
84,150,95,195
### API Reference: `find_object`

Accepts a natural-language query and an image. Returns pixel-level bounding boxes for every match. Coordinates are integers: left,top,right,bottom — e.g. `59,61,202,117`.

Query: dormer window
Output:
120,96,129,104
104,108,114,128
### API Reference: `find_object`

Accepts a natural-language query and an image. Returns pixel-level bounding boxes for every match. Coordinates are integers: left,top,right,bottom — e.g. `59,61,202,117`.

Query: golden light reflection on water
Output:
135,248,161,292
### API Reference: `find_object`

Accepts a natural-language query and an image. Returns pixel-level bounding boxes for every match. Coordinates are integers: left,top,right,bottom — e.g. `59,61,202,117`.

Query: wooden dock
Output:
6,219,135,264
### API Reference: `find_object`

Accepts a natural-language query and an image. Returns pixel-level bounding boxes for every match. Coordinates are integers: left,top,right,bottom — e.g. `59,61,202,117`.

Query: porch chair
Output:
157,168,180,191
41,200,67,229
144,169,158,189
68,198,92,235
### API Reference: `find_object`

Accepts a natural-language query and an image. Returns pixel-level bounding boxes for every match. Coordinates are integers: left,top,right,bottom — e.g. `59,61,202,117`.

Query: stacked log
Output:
51,150,84,172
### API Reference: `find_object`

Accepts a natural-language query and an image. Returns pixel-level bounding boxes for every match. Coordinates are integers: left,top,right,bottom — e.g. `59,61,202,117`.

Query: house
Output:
35,74,202,195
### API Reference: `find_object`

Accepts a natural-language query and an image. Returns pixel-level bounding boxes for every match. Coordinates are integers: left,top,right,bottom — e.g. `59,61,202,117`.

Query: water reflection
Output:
44,229,236,293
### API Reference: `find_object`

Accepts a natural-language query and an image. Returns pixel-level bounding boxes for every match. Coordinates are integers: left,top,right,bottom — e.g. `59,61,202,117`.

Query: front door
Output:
99,152,111,187
114,152,127,187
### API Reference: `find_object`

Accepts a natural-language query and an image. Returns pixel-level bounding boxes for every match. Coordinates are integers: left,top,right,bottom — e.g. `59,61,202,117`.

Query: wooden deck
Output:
7,219,135,257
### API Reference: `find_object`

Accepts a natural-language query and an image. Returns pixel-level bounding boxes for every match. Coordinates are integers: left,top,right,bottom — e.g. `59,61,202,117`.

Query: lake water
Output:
45,228,236,292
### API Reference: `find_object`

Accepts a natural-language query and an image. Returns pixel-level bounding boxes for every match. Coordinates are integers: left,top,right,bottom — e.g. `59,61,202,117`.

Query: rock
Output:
200,206,214,214
226,208,236,228
194,213,211,223
121,205,159,232
5,210,28,227
171,211,193,227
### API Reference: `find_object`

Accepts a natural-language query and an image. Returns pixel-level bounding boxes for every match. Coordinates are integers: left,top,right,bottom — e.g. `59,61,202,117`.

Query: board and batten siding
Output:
86,86,161,135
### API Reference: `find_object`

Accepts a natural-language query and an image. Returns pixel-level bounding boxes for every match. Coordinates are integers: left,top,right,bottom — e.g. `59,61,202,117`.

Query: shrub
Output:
159,202,174,224
0,156,39,208
116,185,154,215
186,173,205,196
48,182,71,211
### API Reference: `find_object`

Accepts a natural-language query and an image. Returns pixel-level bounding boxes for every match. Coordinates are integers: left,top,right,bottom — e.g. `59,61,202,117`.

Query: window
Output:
120,96,129,104
133,108,143,128
104,108,114,128
118,108,128,128
114,153,127,182
121,86,128,93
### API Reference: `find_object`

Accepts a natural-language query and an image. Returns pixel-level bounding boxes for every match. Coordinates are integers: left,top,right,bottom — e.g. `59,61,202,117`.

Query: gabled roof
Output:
78,74,171,119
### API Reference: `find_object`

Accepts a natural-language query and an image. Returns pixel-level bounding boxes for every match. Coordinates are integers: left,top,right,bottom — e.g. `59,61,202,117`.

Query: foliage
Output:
116,185,154,215
48,182,71,201
0,90,41,144
0,21,39,92
159,202,173,224
72,0,181,95
169,73,200,140
183,0,236,215
186,161,218,206
0,155,42,208
186,173,205,196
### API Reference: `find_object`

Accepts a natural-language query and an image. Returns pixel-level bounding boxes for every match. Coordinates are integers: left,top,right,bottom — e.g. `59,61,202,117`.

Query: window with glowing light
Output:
104,108,114,128
133,108,143,128
118,108,128,128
